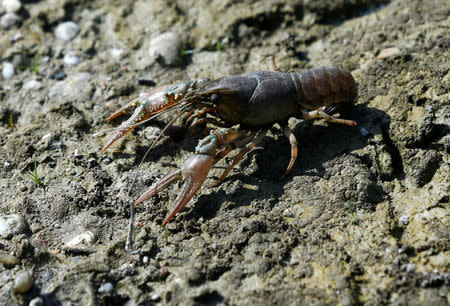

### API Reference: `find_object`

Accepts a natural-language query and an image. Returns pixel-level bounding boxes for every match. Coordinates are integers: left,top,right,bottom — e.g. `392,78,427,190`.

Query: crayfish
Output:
101,59,358,229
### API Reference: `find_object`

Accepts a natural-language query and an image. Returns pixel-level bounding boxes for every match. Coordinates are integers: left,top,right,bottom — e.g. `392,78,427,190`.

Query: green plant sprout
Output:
345,203,356,225
216,36,230,52
28,157,42,185
350,212,356,225
163,226,169,242
33,55,40,75
215,40,223,52
180,48,195,56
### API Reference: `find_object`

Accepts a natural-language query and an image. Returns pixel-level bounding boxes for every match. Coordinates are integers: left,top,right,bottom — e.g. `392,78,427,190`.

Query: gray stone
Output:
13,270,33,294
2,62,14,79
0,214,30,238
29,297,44,306
148,32,183,66
63,51,82,65
54,21,80,42
0,13,21,29
23,80,43,91
2,0,21,13
98,282,114,294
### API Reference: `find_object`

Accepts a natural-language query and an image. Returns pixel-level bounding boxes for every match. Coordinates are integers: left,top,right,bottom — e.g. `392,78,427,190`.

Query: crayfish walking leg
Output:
133,128,266,226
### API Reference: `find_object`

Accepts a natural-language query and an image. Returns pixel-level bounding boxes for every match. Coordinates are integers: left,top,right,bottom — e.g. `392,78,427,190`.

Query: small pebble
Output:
150,293,161,302
23,80,43,91
425,105,433,113
4,161,11,167
63,51,81,65
283,208,294,218
65,231,95,247
0,13,21,29
41,132,52,140
377,47,400,59
12,53,27,67
54,21,80,42
13,270,33,294
30,222,42,233
401,263,415,273
399,215,409,225
98,282,114,294
148,32,182,66
29,297,44,306
19,185,27,192
0,214,30,238
360,127,369,137
2,62,14,79
9,32,23,42
0,249,19,267
53,71,66,80
109,48,124,60
2,0,21,13
142,256,149,264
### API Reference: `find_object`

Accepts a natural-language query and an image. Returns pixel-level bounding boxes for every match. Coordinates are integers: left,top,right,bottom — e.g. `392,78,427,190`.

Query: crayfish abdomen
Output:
193,67,357,129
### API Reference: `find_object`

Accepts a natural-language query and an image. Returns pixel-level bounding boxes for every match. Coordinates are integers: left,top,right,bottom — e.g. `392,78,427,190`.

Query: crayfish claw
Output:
135,154,215,226
162,154,214,225
135,169,182,206
101,104,149,152
106,99,141,122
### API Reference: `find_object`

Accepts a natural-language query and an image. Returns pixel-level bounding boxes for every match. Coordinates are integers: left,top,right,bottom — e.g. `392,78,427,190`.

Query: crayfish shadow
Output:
260,105,389,178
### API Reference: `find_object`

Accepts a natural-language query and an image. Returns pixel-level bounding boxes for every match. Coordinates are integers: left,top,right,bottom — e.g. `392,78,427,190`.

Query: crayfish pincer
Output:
102,62,358,226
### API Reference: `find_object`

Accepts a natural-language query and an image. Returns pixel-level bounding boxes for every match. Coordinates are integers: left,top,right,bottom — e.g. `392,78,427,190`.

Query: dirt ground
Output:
0,0,448,305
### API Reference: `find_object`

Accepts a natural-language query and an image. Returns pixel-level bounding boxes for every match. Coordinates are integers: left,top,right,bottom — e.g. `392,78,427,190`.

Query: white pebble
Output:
109,48,124,60
399,215,409,225
142,256,149,264
4,161,11,167
63,51,81,65
13,270,33,294
377,47,400,59
0,13,21,29
23,80,43,91
65,231,95,247
29,297,44,306
54,21,80,42
41,133,52,140
150,293,161,301
2,0,21,13
2,62,14,79
360,127,369,137
148,32,182,66
0,214,29,238
283,208,294,218
98,282,114,294
425,105,433,113
402,263,415,273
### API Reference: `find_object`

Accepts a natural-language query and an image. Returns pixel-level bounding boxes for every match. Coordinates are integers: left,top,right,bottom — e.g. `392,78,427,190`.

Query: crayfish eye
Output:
210,93,218,102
